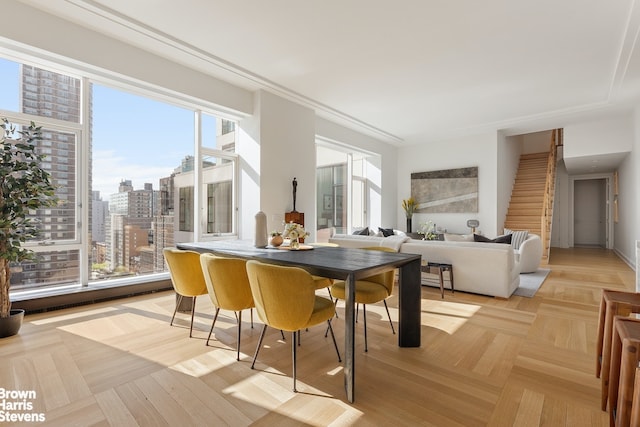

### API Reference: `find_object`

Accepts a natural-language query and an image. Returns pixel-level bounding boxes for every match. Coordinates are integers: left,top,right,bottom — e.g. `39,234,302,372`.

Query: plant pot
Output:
0,309,25,338
270,234,283,247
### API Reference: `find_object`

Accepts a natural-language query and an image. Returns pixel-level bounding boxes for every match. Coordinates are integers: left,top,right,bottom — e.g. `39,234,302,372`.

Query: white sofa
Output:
328,234,521,298
515,234,543,273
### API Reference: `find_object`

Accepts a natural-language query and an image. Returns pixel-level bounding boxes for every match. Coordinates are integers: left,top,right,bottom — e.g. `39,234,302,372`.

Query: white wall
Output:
522,131,553,154
238,91,325,241
615,109,640,270
398,132,500,236
564,116,632,161
497,132,522,233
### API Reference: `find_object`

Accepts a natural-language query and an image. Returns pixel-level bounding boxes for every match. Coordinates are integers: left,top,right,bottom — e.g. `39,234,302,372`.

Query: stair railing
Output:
541,129,562,261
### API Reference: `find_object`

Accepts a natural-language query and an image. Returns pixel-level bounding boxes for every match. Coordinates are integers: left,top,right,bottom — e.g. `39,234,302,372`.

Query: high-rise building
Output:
16,65,82,288
91,191,109,244
107,181,158,271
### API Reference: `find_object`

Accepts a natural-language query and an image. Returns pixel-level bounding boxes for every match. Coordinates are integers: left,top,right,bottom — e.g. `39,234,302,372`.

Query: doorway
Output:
573,178,608,247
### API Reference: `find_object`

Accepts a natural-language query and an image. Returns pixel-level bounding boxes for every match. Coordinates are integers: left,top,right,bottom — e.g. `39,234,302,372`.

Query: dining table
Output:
176,240,422,403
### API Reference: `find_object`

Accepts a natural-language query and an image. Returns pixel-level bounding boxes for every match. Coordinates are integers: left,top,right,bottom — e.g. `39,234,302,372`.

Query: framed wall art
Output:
410,167,478,213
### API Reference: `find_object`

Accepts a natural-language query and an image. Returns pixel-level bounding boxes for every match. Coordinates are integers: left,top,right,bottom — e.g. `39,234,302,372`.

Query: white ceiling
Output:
19,0,640,158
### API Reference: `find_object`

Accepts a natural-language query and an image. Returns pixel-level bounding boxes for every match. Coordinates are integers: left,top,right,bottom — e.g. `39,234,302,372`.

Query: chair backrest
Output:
200,254,254,311
245,260,315,332
361,246,397,295
163,248,207,297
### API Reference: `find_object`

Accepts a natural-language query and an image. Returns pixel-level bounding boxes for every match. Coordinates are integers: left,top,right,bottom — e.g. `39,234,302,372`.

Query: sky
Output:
1,57,218,199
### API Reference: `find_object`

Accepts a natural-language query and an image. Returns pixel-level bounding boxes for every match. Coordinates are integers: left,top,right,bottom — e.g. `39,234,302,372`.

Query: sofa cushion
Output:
474,233,512,244
378,227,395,237
443,233,474,242
504,228,528,250
379,235,410,251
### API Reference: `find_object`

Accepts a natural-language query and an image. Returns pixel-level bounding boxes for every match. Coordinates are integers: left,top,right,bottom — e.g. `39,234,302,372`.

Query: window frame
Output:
1,51,242,292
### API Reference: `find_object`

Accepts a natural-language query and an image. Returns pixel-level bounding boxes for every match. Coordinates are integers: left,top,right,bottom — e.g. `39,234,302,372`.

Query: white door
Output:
574,179,607,247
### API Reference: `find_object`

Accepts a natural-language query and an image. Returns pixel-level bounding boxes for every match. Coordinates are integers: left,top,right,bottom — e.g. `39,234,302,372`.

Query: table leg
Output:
602,301,617,410
344,273,355,403
398,258,422,347
596,293,606,377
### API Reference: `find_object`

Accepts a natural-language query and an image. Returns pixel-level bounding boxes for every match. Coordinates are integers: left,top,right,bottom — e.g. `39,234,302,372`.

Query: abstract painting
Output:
411,167,478,213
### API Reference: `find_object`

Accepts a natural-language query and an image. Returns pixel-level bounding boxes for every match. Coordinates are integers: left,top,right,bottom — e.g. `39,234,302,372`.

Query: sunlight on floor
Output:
421,299,481,335
57,312,165,341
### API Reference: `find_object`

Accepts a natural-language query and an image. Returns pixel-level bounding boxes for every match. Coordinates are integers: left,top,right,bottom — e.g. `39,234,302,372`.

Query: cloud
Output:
92,150,177,198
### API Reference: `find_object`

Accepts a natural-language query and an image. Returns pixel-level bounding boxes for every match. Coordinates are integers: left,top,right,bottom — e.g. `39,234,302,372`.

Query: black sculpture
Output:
292,177,298,212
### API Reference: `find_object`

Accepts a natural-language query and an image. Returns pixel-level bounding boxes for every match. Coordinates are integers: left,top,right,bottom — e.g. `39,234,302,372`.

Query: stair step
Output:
521,152,549,159
509,207,543,215
514,185,546,191
510,196,544,203
518,161,547,167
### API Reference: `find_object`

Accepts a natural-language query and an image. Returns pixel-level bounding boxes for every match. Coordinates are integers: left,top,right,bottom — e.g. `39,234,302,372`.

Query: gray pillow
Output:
352,227,370,236
378,227,394,237
473,233,512,244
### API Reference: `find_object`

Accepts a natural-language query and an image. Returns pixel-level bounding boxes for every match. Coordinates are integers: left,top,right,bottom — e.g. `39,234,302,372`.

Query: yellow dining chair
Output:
246,260,341,392
200,254,255,361
330,246,396,352
163,247,209,338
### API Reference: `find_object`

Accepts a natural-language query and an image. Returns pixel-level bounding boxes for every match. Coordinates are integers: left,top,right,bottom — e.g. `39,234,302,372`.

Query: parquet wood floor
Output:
0,247,634,426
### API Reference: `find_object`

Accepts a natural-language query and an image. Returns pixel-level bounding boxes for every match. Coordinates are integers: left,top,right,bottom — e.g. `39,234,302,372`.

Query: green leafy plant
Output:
0,118,58,318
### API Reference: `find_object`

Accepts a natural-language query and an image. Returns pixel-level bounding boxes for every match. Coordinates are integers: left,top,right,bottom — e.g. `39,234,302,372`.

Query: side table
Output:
421,262,454,299
608,316,640,426
596,289,640,411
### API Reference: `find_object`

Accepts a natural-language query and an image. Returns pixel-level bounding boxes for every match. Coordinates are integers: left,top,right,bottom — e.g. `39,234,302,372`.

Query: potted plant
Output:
0,118,58,338
269,230,283,247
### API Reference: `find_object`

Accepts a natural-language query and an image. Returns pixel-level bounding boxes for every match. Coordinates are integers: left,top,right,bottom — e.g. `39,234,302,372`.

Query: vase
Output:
290,238,300,250
270,235,283,247
406,217,412,233
0,309,25,338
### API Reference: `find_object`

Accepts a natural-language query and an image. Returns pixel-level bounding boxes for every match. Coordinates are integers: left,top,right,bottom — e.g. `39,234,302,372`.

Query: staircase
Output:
505,129,562,263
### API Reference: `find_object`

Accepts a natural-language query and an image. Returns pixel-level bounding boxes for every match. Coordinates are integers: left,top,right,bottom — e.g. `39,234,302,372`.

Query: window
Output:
316,142,381,239
179,186,194,232
1,55,238,291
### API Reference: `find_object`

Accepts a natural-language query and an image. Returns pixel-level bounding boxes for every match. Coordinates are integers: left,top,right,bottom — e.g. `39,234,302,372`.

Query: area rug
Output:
513,268,551,297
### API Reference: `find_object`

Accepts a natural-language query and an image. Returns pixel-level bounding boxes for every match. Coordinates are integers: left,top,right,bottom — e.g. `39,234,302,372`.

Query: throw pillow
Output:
378,227,395,237
352,227,369,236
473,233,513,244
504,228,528,250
